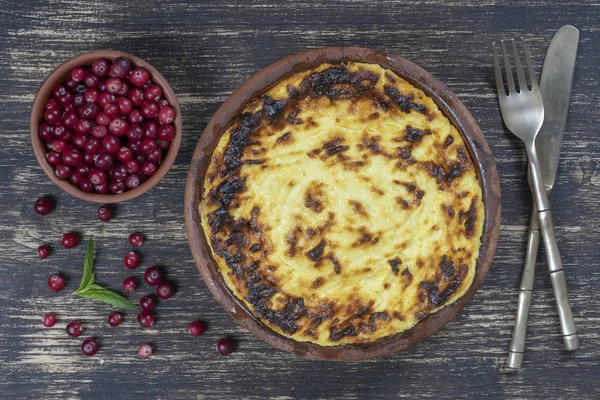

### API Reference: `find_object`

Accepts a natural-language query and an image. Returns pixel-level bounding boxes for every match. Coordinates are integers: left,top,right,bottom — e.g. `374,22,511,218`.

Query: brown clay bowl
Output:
30,50,182,203
185,47,501,360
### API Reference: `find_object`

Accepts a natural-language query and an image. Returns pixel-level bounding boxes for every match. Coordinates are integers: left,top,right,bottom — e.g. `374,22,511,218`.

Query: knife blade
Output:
507,25,579,369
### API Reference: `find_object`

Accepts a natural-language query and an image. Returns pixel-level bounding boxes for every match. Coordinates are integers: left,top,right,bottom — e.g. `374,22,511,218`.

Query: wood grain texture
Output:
0,0,598,398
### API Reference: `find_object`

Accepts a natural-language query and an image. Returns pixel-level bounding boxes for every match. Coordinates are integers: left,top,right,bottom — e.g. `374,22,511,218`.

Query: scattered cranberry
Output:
61,232,79,248
138,343,153,358
42,313,57,327
129,232,143,247
108,313,122,327
144,266,163,286
137,311,154,328
81,338,98,356
48,274,65,292
140,295,156,311
38,245,50,259
156,281,174,299
123,277,137,293
187,321,205,337
217,338,234,355
97,205,114,222
34,197,54,215
124,251,140,269
66,321,83,337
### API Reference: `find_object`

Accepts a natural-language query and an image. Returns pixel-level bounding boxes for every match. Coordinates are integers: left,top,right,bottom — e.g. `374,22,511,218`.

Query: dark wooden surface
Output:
1,1,598,398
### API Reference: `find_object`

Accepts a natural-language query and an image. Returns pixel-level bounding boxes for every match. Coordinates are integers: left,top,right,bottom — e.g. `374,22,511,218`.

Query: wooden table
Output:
1,1,598,398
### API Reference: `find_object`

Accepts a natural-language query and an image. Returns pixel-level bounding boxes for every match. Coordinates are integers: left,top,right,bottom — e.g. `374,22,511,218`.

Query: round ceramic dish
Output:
30,50,182,203
185,47,501,360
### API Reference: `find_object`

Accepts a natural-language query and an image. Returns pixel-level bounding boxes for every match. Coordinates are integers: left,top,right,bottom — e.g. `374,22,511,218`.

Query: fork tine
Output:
521,38,538,88
491,42,506,97
511,40,528,92
501,40,516,93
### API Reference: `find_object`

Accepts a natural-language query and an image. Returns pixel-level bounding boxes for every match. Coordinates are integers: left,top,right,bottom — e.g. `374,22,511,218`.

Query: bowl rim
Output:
29,50,182,203
184,46,501,360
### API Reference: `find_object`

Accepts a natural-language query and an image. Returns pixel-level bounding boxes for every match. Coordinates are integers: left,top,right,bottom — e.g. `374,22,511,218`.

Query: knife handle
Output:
508,207,540,369
527,146,579,351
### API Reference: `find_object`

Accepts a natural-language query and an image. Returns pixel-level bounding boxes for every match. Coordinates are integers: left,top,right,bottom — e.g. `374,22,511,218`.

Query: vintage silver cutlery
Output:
492,38,579,358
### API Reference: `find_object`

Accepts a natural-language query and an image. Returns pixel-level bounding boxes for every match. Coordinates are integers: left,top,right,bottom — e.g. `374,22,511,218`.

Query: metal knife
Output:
508,25,579,369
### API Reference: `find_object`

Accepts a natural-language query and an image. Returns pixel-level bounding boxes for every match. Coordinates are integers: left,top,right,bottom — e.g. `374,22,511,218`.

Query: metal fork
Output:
492,39,579,360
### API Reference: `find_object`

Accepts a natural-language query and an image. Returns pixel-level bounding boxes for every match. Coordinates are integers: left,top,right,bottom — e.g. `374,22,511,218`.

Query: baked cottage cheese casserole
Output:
200,62,484,346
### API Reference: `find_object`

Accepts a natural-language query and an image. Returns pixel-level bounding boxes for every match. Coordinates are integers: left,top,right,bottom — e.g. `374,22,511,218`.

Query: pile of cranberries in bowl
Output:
38,56,177,195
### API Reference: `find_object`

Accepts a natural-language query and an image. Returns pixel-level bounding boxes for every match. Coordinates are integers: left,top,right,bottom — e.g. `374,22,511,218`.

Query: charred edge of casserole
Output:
418,255,468,311
205,64,474,342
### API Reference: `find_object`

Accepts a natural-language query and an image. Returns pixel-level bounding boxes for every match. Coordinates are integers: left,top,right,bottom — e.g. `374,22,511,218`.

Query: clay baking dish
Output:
30,50,182,203
185,47,501,360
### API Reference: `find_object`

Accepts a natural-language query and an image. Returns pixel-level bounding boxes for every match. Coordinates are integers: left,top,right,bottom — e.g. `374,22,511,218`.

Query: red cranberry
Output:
97,79,108,92
187,321,205,337
80,177,94,192
55,164,73,179
97,92,115,108
158,106,175,124
66,321,83,337
124,251,139,269
127,109,143,125
117,147,133,162
44,108,61,125
158,124,175,141
52,85,67,98
89,169,107,186
157,98,169,109
126,125,144,142
130,68,150,87
75,163,90,176
144,266,163,286
112,164,128,181
58,93,73,105
96,112,111,126
80,103,99,120
38,245,50,259
69,171,84,186
83,151,95,164
91,125,107,139
108,313,122,327
115,97,132,115
117,81,130,97
146,149,162,164
45,98,60,110
129,140,142,154
48,274,65,292
81,338,98,356
95,182,109,194
84,88,99,103
70,67,86,82
129,232,143,247
75,119,92,134
137,311,154,328
144,84,162,101
47,151,61,165
141,101,159,119
109,118,128,136
62,112,79,129
84,136,101,153
141,161,157,176
102,135,121,154
140,295,156,311
126,173,141,189
84,74,100,88
156,281,174,299
39,123,54,140
128,88,144,106
72,134,88,149
97,205,113,222
104,103,119,118
61,232,79,248
109,179,126,194
142,121,158,139
65,78,78,90
123,277,137,292
62,147,83,166
73,92,85,107
52,124,69,139
42,313,57,327
106,77,123,95
34,197,54,215
140,139,157,155
92,59,109,77
138,343,152,359
217,338,234,355
109,57,131,79
156,138,170,151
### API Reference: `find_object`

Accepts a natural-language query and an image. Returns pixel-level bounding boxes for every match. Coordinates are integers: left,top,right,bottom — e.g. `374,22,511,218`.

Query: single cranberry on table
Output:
129,232,143,247
81,338,98,356
34,196,54,215
66,320,83,337
137,311,155,328
123,277,137,293
42,313,57,327
108,312,122,327
48,274,65,292
144,266,163,286
140,295,156,311
38,245,50,259
217,338,234,356
156,281,174,299
124,251,140,269
97,204,114,222
187,321,205,337
61,232,79,248
138,343,152,359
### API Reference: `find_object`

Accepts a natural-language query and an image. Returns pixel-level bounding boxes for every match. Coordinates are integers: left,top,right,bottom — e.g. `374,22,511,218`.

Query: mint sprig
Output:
73,237,138,311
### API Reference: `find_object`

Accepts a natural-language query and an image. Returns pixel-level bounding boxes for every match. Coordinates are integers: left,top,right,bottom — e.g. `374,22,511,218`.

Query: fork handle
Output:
508,207,540,369
527,145,579,350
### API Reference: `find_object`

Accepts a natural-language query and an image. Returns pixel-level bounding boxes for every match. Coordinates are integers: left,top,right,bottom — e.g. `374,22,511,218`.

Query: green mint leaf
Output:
78,237,95,292
76,287,138,311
